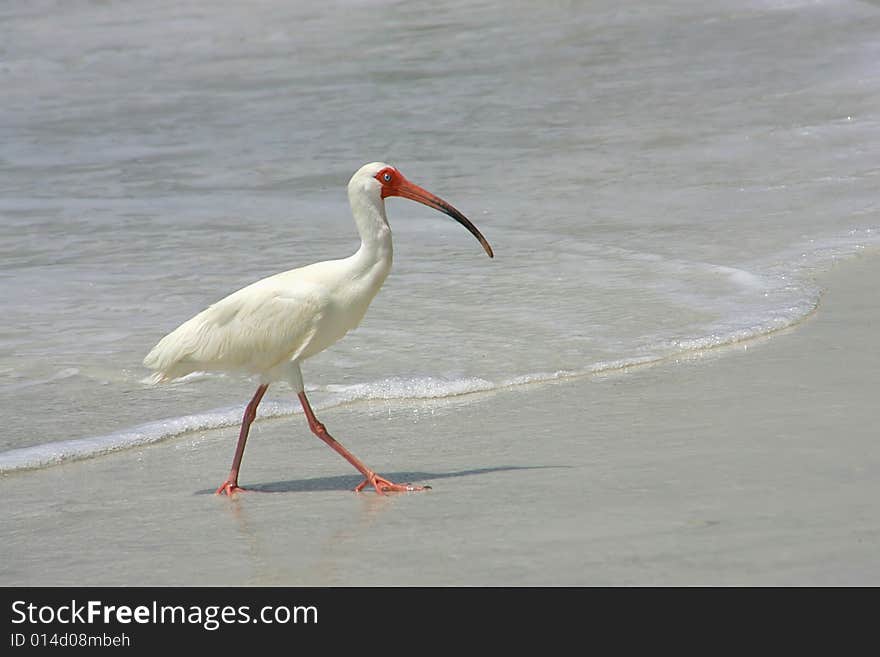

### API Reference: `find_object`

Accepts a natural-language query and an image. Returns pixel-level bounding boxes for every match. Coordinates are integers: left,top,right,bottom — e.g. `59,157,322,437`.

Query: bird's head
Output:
348,162,493,258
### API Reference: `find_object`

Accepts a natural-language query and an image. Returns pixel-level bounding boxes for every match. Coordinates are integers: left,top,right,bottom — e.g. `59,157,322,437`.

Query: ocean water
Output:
2,0,878,472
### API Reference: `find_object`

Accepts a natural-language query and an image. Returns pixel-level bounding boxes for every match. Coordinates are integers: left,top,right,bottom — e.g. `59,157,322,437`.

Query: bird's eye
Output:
383,172,392,182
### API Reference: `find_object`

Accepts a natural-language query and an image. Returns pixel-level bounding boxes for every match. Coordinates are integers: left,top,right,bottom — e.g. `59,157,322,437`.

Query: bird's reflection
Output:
209,464,568,584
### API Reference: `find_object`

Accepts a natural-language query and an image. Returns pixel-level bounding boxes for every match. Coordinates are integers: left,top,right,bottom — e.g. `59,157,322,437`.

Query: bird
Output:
144,162,493,496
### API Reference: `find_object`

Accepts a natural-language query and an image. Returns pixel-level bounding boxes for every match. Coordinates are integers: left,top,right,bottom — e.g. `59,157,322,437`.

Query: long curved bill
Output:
393,179,494,258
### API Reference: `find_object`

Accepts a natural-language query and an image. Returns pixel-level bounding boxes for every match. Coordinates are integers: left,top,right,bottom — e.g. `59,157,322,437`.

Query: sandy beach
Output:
2,251,878,586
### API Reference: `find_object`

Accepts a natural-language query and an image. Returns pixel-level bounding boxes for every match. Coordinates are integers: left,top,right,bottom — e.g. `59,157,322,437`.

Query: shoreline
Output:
2,251,879,585
0,258,832,477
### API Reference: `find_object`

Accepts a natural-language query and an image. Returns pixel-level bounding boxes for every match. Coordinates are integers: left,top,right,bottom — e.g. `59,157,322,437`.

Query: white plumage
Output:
144,162,493,495
144,259,382,384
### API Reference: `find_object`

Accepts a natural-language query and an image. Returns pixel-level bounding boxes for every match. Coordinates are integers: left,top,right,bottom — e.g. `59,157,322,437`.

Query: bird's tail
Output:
142,334,193,384
141,368,174,385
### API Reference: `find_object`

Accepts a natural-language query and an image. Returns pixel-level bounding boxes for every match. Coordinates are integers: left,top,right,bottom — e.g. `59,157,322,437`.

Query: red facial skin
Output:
373,166,494,258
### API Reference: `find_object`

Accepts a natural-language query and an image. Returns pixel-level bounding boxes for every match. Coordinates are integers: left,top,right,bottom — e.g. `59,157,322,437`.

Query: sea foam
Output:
2,230,877,474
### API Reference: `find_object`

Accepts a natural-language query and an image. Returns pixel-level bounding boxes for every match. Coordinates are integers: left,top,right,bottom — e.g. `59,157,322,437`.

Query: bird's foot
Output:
354,473,430,495
215,480,248,496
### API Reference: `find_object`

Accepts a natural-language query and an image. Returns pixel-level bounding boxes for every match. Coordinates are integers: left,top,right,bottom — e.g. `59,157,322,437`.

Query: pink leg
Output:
297,391,427,495
216,384,269,496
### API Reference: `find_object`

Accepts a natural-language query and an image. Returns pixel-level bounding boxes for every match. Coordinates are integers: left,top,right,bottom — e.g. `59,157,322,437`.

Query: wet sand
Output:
2,252,878,586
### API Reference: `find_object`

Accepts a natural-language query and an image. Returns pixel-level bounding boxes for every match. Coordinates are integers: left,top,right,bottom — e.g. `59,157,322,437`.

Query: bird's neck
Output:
349,192,393,276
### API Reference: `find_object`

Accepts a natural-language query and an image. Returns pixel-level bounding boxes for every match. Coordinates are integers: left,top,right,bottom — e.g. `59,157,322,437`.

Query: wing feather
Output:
143,273,327,382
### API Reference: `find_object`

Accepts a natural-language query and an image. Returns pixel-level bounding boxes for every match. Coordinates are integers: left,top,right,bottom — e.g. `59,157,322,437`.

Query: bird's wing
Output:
143,273,329,382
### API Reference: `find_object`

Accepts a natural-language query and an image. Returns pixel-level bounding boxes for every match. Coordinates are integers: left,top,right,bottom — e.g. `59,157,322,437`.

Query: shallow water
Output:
2,0,879,470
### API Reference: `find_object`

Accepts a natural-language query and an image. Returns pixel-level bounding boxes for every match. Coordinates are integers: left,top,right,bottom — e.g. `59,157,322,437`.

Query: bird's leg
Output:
216,384,269,496
296,391,427,495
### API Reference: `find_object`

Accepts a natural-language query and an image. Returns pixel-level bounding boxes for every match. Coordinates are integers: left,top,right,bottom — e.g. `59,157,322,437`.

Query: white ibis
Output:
144,162,493,495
